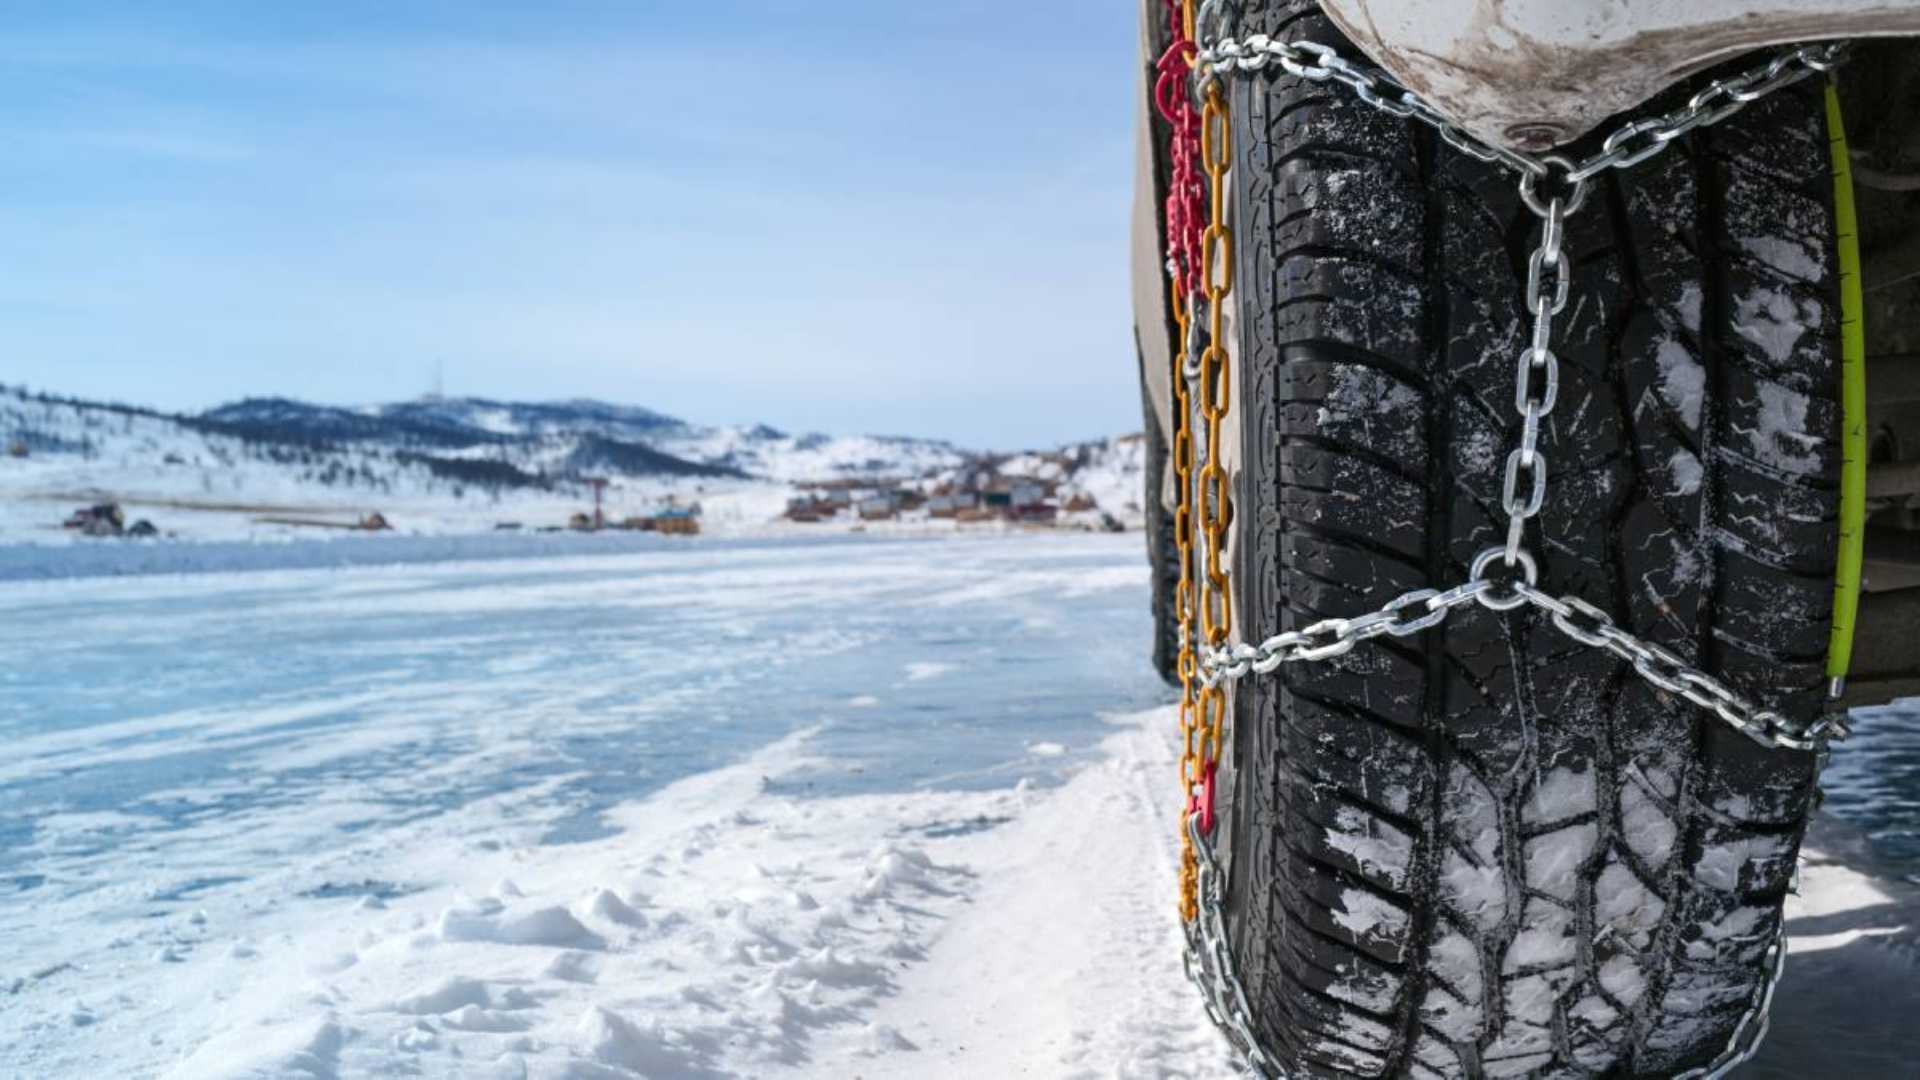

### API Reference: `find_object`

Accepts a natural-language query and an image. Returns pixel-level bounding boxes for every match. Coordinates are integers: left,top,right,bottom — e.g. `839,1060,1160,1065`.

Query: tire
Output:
1143,347,1183,688
1222,4,1842,1077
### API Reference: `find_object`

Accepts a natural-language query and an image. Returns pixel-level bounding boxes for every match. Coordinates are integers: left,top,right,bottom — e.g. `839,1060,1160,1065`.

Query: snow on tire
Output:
1220,3,1840,1076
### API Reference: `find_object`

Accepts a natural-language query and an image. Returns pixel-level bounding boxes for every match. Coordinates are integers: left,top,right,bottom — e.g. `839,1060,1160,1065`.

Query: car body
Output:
1134,0,1920,708
1321,0,1920,151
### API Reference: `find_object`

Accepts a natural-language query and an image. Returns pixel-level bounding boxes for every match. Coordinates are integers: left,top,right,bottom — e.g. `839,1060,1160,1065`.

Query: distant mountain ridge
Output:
196,396,738,481
194,394,967,484
2,385,975,491
201,396,681,448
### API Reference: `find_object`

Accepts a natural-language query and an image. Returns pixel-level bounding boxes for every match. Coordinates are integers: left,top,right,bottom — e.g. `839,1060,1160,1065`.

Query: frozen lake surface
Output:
1,532,1180,1077
0,533,1161,872
3,531,1916,1078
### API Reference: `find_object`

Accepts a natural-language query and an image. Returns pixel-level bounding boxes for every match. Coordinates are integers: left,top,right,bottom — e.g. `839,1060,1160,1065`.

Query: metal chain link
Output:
1182,813,1284,1078
1166,16,1854,1079
1185,802,1791,1080
1160,0,1210,927
1195,34,1847,182
1202,550,1850,753
1191,65,1237,860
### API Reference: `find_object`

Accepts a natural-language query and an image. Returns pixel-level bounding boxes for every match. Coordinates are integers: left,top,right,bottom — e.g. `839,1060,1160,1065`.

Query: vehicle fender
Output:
1135,0,1178,511
1318,0,1920,150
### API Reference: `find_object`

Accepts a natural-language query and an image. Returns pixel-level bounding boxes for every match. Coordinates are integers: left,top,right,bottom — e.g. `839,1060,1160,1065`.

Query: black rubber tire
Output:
1143,345,1183,688
1222,4,1841,1077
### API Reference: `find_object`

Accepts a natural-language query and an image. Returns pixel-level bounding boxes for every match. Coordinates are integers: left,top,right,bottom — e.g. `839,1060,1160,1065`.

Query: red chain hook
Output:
1154,0,1207,306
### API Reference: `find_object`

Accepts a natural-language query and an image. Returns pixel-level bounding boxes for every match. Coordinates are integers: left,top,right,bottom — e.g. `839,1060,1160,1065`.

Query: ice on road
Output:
3,532,1915,1078
0,532,1205,1077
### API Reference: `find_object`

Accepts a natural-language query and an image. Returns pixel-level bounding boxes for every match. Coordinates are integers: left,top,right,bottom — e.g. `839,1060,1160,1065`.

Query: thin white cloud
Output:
0,2,1140,448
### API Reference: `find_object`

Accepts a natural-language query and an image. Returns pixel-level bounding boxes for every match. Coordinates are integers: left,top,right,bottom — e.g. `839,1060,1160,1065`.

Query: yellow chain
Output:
1169,2,1200,924
1172,274,1201,921
1175,46,1235,924
1197,81,1236,844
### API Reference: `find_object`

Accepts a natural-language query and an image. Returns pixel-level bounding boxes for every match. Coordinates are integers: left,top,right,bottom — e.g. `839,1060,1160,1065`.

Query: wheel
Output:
1221,3,1843,1076
1142,346,1183,688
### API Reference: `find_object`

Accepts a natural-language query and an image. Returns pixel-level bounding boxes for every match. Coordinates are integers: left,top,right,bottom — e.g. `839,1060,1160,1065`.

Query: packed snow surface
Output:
3,533,1916,1077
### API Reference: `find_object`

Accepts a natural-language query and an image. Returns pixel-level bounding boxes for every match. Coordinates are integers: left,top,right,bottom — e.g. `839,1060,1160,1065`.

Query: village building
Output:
927,491,980,519
651,508,699,535
784,495,838,523
857,494,897,521
1010,500,1058,525
784,504,830,524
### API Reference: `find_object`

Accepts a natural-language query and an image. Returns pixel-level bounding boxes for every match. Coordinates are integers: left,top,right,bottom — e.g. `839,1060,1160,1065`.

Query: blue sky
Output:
0,2,1138,449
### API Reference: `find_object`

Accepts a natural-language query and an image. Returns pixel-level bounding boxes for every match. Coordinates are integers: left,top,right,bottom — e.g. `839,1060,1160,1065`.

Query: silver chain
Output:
1182,813,1284,1078
1176,18,1850,1079
1195,32,1847,182
1185,806,1791,1080
1189,32,1851,751
1201,547,1851,754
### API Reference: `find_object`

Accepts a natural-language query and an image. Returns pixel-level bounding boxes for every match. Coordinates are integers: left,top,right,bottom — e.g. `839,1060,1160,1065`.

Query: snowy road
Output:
1,533,1177,1077
0,533,1162,868
3,532,1917,1078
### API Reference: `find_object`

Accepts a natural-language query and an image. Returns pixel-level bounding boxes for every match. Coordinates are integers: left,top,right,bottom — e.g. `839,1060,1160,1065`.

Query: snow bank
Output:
9,695,1910,1076
6,707,1234,1078
100,728,1032,1077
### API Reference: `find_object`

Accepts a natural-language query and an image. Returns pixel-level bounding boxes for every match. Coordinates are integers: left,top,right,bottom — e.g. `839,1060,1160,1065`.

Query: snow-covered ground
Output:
0,386,799,544
0,385,1150,546
0,533,1173,1077
3,533,1915,1078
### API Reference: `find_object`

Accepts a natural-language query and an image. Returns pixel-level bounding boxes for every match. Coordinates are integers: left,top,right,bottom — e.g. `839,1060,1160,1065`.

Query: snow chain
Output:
1159,0,1205,923
1160,6,1851,1075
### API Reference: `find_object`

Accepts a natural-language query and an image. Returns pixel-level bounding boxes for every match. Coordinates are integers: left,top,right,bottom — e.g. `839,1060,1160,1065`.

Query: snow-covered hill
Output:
199,396,969,485
0,384,1146,543
952,436,1149,522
